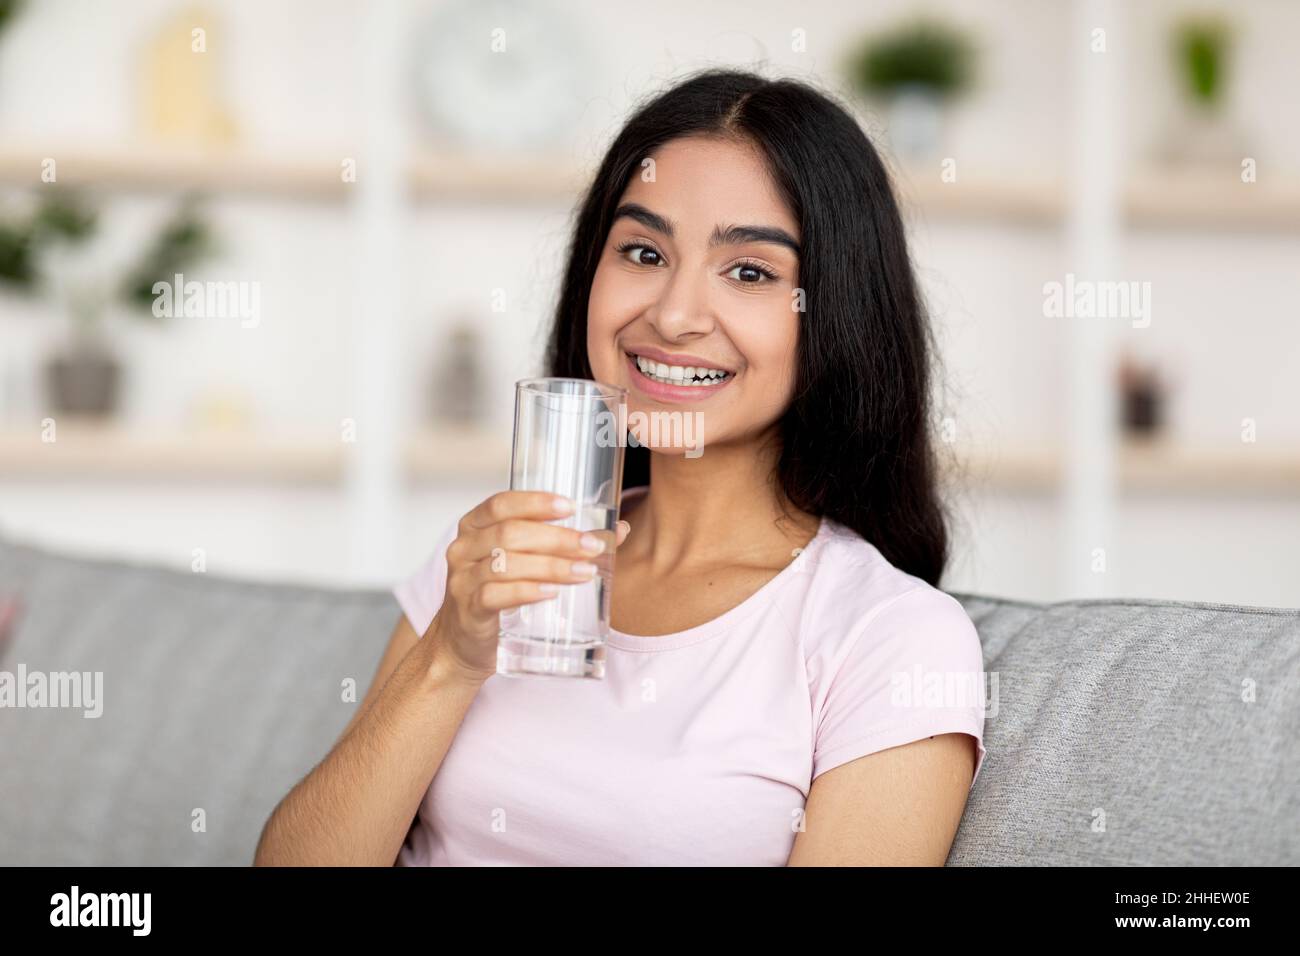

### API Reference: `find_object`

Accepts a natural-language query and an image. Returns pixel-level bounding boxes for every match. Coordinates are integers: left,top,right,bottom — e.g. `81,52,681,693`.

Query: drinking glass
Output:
497,377,627,679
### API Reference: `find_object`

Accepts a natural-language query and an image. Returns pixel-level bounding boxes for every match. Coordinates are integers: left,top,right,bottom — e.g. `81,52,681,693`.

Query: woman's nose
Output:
647,263,715,339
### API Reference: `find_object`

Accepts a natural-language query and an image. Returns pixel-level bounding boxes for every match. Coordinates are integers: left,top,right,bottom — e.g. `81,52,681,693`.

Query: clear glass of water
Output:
497,377,627,679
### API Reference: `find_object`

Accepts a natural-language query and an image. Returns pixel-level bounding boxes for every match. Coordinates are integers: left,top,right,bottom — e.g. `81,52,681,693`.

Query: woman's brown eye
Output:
621,245,661,266
727,263,771,283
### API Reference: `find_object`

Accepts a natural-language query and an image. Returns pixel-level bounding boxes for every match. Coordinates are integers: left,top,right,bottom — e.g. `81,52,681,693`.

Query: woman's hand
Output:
425,490,631,685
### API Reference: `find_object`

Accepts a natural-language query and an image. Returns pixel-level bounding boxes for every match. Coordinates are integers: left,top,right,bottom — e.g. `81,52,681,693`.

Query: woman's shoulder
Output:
803,519,988,785
804,515,923,599
801,516,980,664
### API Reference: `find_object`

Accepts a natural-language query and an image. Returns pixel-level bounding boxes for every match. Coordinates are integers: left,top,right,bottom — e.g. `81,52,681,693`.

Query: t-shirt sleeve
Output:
392,518,461,637
811,585,989,786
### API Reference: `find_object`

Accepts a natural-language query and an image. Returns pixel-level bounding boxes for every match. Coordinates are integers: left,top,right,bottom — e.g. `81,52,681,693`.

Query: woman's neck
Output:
622,434,820,575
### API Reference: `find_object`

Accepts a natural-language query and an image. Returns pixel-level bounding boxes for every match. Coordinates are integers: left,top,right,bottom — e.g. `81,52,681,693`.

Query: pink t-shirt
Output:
391,485,988,866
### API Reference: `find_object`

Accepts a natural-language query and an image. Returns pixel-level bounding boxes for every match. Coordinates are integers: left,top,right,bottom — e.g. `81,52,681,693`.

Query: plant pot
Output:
431,321,486,426
1159,105,1247,167
885,84,946,163
45,341,121,417
1121,382,1163,435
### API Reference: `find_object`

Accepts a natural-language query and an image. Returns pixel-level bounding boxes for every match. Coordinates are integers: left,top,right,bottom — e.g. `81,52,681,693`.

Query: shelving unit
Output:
956,438,1300,494
0,424,342,482
1,1,1296,601
4,144,1299,226
896,173,1064,225
0,145,348,200
902,168,1300,229
0,145,587,204
1124,168,1300,230
2,423,1294,494
0,423,512,484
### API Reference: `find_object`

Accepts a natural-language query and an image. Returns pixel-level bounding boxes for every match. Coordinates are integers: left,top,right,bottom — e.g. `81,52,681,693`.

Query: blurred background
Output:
0,0,1295,606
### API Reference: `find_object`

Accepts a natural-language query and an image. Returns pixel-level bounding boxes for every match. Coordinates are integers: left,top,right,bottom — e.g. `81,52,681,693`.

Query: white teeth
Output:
632,353,731,386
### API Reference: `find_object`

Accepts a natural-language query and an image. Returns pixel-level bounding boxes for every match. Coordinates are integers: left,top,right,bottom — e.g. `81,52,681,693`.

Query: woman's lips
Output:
624,352,735,403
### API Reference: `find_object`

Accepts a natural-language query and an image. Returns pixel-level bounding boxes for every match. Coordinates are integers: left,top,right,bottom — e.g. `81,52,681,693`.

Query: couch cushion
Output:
946,592,1300,865
1,535,1296,865
0,535,400,865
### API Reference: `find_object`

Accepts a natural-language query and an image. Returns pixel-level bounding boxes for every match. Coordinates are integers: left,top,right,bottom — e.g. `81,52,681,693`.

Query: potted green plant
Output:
1162,14,1244,165
0,0,23,37
847,17,976,163
0,193,214,417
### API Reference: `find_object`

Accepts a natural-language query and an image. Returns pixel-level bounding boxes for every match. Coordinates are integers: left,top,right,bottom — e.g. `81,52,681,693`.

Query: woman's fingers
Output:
450,491,632,574
453,518,603,568
470,549,599,586
459,489,574,530
473,579,565,615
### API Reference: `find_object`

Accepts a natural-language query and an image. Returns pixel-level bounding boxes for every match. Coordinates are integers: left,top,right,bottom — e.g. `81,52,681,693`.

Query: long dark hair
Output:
544,69,951,586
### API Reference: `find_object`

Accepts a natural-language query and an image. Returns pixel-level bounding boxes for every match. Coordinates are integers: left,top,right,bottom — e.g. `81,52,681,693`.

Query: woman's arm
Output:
253,490,618,867
252,613,483,867
786,732,977,866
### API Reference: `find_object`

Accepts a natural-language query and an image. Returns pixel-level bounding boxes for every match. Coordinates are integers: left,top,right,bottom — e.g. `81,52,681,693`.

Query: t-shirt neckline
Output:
605,485,830,652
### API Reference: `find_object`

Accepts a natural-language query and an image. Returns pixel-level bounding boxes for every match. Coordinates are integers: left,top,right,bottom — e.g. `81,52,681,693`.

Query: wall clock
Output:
413,0,590,152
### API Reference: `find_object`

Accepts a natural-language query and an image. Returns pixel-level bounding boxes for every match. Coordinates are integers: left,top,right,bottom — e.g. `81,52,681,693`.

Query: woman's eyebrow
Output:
612,203,676,236
709,224,801,256
611,203,800,255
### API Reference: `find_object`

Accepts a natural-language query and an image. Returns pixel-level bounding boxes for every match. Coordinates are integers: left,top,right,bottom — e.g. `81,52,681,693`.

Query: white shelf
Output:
1,423,1295,493
406,151,587,202
1125,168,1300,230
897,173,1063,225
0,423,511,483
0,145,347,200
0,423,340,481
898,167,1300,229
0,144,585,203
3,145,1299,226
406,426,512,481
957,437,1300,494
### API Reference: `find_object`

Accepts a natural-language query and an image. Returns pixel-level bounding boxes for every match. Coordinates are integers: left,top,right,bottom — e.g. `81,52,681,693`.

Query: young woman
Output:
255,69,987,867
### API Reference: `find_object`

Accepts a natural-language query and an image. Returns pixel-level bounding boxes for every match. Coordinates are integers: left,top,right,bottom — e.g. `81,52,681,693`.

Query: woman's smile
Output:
622,348,736,403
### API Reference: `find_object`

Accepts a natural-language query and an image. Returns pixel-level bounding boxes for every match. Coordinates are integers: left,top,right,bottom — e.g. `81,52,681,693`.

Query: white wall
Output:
0,0,1296,607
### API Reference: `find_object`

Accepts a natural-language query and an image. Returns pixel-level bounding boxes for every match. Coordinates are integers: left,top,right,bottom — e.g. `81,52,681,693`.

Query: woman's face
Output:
587,134,802,454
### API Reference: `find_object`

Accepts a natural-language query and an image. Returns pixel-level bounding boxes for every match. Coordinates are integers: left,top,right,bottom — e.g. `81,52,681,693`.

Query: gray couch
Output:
2,533,1296,866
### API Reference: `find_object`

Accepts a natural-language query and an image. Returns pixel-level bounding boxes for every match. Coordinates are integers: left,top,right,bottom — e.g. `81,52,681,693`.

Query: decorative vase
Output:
431,321,485,426
1159,104,1248,167
885,84,946,164
45,336,121,418
1118,354,1167,438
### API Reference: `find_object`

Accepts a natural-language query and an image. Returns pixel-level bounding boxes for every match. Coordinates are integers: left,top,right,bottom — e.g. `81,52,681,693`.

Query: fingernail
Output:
552,496,575,514
571,561,597,576
580,533,605,554
617,520,630,535
538,583,559,593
